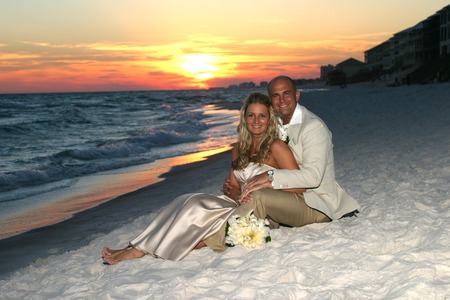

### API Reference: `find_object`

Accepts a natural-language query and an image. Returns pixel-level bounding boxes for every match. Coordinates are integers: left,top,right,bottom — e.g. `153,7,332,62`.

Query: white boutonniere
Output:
279,124,290,144
225,213,271,249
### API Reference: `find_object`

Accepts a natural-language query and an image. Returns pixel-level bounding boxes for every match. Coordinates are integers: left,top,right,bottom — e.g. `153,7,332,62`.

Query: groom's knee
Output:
252,189,279,203
251,189,268,206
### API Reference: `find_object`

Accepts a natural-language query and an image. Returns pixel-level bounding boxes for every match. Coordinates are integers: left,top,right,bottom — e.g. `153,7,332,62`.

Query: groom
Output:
205,75,360,251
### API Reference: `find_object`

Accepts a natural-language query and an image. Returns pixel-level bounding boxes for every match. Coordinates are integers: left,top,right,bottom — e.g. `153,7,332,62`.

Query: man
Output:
204,75,360,250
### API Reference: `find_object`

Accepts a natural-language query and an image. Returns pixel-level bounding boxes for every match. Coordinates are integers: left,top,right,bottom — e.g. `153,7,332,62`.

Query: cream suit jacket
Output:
272,106,360,220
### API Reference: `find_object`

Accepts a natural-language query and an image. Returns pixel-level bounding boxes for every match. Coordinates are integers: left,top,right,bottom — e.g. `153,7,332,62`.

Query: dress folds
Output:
130,163,272,260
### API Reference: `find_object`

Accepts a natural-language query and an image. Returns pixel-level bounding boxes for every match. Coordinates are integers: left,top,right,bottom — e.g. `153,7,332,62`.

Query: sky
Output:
0,1,449,93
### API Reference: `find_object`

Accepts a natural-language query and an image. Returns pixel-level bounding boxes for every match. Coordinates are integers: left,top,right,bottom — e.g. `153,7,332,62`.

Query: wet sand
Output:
0,149,232,279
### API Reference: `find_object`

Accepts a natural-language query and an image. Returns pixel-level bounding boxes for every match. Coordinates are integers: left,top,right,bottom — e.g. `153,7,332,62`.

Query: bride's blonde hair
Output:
232,92,278,170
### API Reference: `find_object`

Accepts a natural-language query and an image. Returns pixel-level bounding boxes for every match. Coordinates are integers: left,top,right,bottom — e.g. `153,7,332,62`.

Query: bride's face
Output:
245,103,269,137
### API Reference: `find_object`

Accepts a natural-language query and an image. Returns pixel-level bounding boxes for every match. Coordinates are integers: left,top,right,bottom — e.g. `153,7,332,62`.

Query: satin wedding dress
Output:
130,163,273,260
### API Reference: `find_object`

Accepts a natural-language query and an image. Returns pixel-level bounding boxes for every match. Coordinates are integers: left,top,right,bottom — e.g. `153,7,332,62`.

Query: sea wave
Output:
0,89,251,197
0,124,206,192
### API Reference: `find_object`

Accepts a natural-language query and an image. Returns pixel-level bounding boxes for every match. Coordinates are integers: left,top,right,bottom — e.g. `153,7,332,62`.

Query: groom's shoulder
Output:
302,106,327,127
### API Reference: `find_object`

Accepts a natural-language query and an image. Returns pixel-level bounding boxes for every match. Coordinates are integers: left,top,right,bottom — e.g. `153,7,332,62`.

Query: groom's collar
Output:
290,103,303,125
277,103,302,129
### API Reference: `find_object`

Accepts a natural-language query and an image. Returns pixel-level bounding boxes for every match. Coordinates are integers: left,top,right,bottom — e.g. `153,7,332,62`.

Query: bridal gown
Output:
130,163,273,260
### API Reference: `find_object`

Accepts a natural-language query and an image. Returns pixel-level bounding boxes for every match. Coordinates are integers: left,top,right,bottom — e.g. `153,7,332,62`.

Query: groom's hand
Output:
240,173,273,203
247,173,273,191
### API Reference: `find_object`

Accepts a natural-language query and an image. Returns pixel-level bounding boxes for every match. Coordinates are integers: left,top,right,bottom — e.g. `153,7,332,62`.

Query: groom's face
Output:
268,78,299,123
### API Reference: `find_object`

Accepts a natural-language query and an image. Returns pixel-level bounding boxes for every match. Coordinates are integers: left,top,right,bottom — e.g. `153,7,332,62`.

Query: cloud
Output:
0,32,383,92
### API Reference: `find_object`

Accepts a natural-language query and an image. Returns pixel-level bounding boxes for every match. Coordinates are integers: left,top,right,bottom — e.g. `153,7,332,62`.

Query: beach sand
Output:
1,82,449,299
0,149,232,278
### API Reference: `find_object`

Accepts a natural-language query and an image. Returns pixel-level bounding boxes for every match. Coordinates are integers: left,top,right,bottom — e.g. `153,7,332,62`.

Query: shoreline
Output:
0,148,232,279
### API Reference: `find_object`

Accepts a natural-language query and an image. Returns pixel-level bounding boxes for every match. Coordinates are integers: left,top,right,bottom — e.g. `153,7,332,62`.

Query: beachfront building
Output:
324,58,364,86
325,4,449,84
421,14,441,62
391,16,439,71
439,5,450,55
391,13,440,83
320,64,334,81
364,39,394,72
362,4,450,84
363,11,441,84
335,58,365,78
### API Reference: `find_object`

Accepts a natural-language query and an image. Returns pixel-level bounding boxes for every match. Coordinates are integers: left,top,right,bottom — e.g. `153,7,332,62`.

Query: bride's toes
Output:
101,246,145,265
102,247,111,258
102,246,125,258
102,257,118,265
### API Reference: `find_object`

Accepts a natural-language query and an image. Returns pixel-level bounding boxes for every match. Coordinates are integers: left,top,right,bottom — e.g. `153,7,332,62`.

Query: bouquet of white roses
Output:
225,213,271,249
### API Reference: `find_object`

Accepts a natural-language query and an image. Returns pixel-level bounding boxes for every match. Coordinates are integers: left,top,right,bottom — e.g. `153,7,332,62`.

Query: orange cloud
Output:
0,32,387,93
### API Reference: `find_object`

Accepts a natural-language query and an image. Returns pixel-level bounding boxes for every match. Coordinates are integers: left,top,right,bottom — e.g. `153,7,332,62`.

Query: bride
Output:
102,92,304,265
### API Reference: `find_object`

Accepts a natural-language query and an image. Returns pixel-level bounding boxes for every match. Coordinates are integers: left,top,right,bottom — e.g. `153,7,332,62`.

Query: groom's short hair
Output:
267,75,296,92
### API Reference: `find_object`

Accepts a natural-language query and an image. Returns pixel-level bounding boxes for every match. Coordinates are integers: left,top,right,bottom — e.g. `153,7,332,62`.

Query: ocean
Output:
0,88,258,239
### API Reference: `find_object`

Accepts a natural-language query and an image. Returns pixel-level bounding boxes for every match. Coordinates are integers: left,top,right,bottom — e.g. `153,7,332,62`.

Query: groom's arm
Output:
238,120,331,195
272,120,331,189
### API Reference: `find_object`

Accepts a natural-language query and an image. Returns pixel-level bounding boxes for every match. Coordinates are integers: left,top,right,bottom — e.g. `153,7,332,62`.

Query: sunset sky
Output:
1,1,449,93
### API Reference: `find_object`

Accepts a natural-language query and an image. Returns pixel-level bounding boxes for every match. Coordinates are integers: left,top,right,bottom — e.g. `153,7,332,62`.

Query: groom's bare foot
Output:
102,246,145,265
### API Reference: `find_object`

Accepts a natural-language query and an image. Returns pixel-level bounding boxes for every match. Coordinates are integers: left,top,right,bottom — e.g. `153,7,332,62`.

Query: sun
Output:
179,54,218,80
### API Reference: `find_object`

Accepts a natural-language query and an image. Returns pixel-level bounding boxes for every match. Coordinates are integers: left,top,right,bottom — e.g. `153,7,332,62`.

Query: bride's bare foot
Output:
102,246,125,258
102,246,145,265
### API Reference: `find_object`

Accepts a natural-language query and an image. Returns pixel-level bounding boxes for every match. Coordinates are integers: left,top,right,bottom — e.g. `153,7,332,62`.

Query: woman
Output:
102,92,302,265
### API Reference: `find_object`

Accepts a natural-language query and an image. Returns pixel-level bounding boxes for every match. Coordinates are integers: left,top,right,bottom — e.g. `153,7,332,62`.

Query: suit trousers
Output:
204,189,331,252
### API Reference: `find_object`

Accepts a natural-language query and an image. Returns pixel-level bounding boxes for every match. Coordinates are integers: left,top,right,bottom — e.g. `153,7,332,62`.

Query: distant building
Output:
439,5,450,55
335,58,365,78
238,81,256,89
320,64,334,81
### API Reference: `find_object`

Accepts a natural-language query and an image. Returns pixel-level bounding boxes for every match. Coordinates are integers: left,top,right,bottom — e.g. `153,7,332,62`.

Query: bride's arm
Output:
222,145,241,202
270,140,306,194
241,140,306,200
227,167,241,202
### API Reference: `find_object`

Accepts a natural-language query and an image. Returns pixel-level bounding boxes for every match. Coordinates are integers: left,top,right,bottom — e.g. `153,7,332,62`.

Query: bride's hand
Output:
239,184,262,204
238,190,253,205
222,178,232,196
244,173,272,192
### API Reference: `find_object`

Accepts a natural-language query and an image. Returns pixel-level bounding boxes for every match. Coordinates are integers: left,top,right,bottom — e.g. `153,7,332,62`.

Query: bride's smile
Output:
245,103,269,136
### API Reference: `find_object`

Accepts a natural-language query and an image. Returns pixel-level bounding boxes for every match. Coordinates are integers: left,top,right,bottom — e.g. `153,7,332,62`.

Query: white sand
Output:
1,82,449,299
